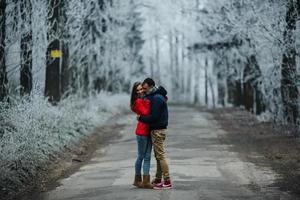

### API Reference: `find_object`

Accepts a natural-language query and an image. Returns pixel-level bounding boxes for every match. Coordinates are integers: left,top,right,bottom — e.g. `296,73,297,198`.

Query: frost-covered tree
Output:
138,0,300,127
180,0,298,121
197,0,300,124
125,0,145,80
20,0,33,96
281,0,299,123
139,0,199,101
45,0,68,103
65,0,145,94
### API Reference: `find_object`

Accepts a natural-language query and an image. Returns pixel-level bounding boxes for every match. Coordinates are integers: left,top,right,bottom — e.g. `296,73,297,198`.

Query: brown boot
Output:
142,175,153,189
133,175,142,187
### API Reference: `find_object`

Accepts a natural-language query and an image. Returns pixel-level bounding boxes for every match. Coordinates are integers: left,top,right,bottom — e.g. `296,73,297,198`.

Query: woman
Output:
130,82,153,189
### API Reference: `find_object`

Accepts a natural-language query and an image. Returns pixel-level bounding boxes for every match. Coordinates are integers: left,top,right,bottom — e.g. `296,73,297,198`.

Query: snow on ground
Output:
0,92,129,194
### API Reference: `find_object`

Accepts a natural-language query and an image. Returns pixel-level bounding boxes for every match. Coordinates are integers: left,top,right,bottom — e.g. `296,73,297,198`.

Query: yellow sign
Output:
50,50,62,58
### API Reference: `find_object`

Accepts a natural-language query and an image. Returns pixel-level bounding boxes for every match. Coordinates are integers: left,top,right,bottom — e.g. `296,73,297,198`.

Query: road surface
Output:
37,106,293,200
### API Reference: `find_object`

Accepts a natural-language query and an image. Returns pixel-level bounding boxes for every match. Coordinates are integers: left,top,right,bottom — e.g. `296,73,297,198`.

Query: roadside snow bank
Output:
0,92,129,195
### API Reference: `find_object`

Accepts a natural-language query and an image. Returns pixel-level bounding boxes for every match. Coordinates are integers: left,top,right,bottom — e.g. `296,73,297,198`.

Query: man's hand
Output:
136,115,140,120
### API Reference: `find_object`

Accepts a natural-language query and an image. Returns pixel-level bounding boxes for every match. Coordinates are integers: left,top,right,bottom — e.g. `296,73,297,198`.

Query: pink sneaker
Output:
153,180,163,188
153,179,172,190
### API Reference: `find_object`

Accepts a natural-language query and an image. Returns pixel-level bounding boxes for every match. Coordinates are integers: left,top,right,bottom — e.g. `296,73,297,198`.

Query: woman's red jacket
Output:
132,98,151,136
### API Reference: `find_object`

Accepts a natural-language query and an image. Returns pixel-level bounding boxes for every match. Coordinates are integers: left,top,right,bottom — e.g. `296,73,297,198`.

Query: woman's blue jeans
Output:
135,135,152,175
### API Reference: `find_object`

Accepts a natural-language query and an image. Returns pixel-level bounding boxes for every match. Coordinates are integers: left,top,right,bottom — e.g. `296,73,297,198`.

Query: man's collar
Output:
146,86,158,95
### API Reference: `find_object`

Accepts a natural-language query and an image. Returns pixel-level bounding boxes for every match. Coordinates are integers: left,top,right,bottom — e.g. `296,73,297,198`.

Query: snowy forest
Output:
1,0,300,198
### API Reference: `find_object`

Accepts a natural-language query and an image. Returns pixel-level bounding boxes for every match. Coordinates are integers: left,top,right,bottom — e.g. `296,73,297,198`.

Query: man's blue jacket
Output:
139,86,168,130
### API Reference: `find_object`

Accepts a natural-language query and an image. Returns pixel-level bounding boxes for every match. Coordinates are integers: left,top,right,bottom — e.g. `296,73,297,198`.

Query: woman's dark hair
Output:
142,78,155,87
130,81,141,108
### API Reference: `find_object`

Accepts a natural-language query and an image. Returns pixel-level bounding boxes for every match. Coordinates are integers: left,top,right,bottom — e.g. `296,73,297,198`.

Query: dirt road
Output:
35,106,295,200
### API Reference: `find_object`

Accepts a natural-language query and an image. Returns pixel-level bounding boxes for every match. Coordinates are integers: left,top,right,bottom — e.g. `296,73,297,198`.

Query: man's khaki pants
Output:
151,129,170,180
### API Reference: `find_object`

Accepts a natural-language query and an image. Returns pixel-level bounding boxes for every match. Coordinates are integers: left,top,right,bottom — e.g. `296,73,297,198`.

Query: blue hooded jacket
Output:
139,86,168,130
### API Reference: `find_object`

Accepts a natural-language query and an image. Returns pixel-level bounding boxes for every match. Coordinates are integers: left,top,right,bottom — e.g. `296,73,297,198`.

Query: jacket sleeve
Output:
132,99,148,115
139,96,163,123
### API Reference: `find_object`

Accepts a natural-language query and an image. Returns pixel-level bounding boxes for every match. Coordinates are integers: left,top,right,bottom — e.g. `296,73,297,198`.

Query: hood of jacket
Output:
148,86,168,98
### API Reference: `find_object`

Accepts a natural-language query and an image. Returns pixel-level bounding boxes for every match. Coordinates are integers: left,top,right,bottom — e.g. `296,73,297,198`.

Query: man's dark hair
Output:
142,78,155,87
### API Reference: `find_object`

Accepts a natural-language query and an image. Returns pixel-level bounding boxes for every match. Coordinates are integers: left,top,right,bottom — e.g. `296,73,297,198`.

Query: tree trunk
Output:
243,55,265,114
169,31,175,98
149,56,154,78
227,57,243,107
194,56,200,104
155,34,160,85
45,0,69,102
243,81,254,112
0,0,8,101
174,34,180,94
45,0,62,103
181,34,186,94
149,37,154,78
60,1,69,97
204,57,208,106
186,54,193,102
193,0,200,104
20,0,33,96
96,0,106,91
60,41,69,96
81,57,89,97
216,55,226,106
45,39,60,103
281,0,299,123
208,77,215,108
217,73,225,106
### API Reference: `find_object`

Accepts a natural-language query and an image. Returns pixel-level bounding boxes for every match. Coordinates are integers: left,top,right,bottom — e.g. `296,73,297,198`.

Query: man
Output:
137,78,172,189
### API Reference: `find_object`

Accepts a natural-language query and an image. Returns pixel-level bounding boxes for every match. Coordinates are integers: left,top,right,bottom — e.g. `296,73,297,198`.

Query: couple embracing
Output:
130,78,172,190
